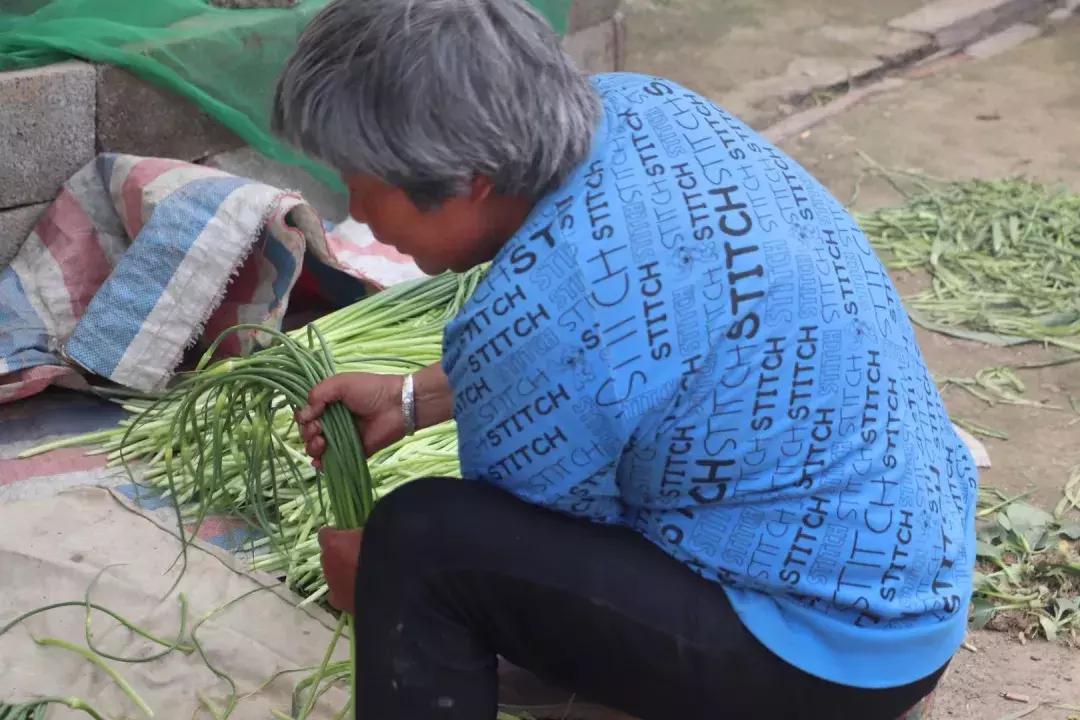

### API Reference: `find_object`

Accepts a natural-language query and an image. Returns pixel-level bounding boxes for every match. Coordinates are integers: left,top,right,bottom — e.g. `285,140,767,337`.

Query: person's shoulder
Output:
588,71,656,89
587,72,708,106
587,71,684,90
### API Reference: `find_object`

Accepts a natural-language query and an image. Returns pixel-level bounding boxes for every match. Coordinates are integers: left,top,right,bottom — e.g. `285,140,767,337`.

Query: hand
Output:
318,527,362,614
296,364,454,467
296,372,406,466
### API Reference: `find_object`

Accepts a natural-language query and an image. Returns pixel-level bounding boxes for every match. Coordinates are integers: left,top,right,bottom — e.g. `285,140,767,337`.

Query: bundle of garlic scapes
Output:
27,267,485,601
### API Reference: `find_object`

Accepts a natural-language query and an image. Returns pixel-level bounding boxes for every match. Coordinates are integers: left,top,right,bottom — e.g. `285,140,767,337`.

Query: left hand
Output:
318,527,363,613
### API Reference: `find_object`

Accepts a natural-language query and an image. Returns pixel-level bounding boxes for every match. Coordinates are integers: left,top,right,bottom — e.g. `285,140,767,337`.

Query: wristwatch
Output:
401,374,417,437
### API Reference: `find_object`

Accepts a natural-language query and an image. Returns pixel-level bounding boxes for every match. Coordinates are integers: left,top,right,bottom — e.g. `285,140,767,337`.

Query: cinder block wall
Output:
0,1,625,262
0,61,96,264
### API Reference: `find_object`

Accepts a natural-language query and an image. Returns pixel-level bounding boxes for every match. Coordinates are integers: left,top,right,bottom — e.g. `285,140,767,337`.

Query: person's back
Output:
446,71,977,691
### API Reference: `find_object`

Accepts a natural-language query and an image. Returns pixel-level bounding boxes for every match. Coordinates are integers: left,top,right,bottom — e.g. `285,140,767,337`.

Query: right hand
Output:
296,373,405,466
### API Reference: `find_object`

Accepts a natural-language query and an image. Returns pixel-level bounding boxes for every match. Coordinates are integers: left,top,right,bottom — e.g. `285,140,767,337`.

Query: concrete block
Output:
0,62,96,209
817,26,935,67
96,65,241,161
890,0,1049,48
567,0,621,33
1048,0,1079,21
203,147,348,221
0,203,48,269
564,15,626,74
722,54,887,121
965,22,1042,57
95,8,315,160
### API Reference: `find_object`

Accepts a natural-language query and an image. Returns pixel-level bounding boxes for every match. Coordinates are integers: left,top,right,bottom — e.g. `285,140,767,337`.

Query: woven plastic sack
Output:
0,0,572,194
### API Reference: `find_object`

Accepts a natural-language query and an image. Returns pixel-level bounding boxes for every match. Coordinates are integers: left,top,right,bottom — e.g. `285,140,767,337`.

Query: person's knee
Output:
362,476,463,565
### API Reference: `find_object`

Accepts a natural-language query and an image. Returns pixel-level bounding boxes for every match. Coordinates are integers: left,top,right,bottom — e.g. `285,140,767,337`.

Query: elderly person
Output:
278,1,977,718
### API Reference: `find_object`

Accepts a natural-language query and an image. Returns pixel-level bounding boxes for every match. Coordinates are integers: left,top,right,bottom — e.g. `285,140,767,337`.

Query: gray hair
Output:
273,0,602,208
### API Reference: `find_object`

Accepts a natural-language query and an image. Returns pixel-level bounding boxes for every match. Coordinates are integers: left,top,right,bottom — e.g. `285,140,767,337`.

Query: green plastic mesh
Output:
0,0,573,191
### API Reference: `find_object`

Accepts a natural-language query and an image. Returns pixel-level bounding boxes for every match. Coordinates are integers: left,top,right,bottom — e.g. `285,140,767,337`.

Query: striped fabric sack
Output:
0,153,424,404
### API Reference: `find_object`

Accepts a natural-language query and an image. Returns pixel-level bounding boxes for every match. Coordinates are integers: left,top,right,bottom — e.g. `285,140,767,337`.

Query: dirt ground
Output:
623,0,931,125
623,2,1080,719
783,23,1080,513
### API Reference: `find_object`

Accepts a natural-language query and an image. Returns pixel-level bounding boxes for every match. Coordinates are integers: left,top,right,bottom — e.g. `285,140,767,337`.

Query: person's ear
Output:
468,176,495,203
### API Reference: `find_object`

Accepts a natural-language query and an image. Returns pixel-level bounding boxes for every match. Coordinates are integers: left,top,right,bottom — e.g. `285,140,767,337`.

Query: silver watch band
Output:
401,373,417,437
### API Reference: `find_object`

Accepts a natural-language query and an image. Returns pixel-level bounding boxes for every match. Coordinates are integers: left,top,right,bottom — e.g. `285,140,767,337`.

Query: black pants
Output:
354,477,946,719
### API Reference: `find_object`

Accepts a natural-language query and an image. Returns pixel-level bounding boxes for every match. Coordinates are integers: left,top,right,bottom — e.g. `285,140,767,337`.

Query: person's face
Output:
345,175,492,275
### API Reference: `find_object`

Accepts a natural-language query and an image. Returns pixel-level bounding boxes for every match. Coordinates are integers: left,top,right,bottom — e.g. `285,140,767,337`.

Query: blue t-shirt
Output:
442,73,977,688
